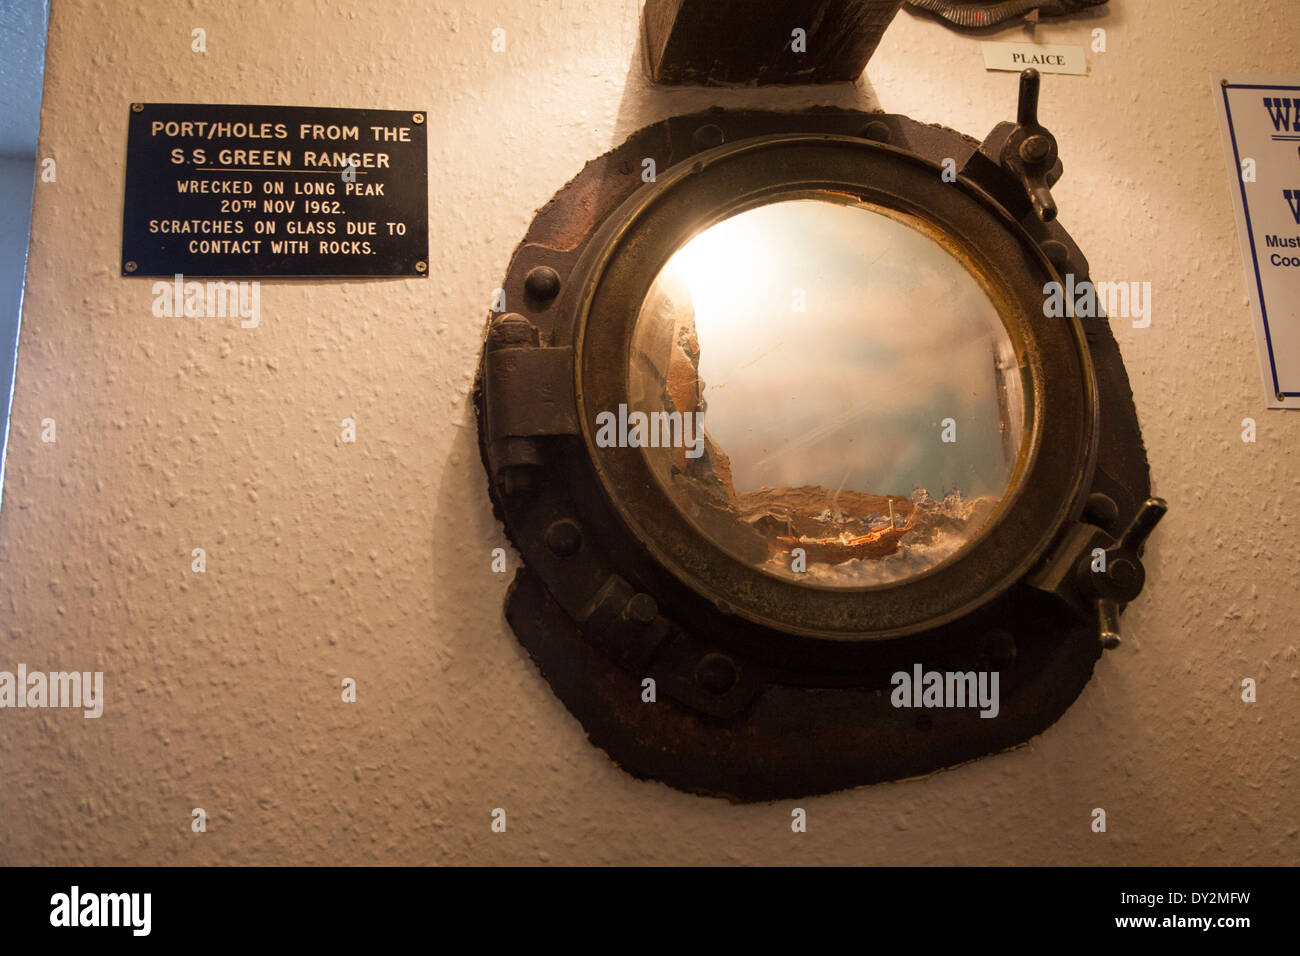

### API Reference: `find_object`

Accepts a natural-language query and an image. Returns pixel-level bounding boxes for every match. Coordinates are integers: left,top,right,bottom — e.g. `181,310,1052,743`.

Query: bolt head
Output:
1084,492,1119,530
487,313,538,349
1019,134,1051,164
692,124,725,151
694,653,737,695
545,519,582,557
1039,238,1071,274
624,593,658,624
1107,556,1140,592
860,121,891,143
524,266,560,302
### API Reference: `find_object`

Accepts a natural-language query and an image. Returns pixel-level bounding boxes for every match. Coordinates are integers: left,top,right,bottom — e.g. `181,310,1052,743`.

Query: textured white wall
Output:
1,0,1297,865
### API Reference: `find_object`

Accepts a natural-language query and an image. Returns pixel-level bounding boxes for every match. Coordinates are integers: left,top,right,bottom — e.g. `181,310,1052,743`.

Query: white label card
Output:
981,42,1087,76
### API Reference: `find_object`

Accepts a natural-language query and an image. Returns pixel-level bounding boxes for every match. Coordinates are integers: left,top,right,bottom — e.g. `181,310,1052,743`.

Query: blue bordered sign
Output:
1213,74,1300,409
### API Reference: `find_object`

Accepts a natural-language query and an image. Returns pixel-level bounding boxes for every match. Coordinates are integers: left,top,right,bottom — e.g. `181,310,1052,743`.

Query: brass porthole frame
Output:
475,105,1159,800
573,134,1097,640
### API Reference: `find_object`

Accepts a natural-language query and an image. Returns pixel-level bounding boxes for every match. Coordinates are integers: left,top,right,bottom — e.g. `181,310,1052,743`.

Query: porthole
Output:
476,77,1164,800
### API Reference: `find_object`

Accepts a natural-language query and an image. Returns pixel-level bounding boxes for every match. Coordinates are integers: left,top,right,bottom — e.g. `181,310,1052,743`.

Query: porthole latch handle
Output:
1075,497,1168,650
1000,68,1060,223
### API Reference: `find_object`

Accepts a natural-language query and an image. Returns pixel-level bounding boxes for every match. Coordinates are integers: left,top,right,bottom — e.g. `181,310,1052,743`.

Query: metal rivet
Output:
861,121,891,143
692,124,725,151
624,593,658,624
1084,492,1118,529
487,313,538,350
123,261,138,273
694,653,737,695
545,519,582,557
524,266,560,302
1040,239,1070,273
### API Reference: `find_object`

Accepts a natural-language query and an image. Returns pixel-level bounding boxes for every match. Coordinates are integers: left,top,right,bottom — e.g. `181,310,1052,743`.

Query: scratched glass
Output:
627,196,1027,586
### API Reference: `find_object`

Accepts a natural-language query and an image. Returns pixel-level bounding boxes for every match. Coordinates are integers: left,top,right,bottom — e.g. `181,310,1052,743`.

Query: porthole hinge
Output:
482,313,578,493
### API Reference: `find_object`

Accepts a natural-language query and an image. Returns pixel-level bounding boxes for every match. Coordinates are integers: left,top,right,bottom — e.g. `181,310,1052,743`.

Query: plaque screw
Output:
123,261,138,273
414,261,427,274
131,103,143,113
412,113,424,124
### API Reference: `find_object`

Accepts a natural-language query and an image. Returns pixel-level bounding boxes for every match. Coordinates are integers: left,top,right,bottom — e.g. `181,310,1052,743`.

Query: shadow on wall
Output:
0,0,51,511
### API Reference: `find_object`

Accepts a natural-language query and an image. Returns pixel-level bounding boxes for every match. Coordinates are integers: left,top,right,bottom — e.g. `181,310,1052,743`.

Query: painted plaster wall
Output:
0,0,1296,865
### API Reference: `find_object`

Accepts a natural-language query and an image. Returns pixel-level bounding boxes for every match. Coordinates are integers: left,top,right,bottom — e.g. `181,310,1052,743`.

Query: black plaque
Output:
122,103,428,277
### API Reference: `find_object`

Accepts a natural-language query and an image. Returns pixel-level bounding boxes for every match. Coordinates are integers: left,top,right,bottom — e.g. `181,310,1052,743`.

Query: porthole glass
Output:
627,196,1027,586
